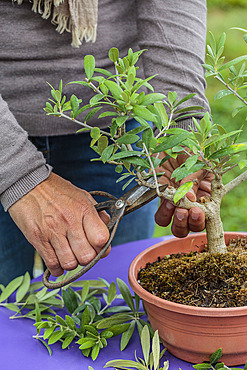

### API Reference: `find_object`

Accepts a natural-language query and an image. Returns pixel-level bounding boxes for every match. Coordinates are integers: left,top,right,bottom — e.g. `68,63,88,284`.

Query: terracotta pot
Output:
129,232,247,366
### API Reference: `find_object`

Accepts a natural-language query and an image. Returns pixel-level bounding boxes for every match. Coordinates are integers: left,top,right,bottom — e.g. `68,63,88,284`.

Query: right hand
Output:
8,172,110,277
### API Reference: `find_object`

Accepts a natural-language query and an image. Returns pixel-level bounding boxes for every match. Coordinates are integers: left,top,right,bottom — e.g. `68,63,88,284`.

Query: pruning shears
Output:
43,178,168,289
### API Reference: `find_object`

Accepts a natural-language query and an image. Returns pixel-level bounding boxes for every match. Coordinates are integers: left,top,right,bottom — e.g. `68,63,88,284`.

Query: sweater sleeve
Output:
135,0,210,129
0,95,52,211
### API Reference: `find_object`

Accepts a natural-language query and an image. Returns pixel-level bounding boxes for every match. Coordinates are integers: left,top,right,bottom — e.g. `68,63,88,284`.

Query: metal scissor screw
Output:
115,199,125,209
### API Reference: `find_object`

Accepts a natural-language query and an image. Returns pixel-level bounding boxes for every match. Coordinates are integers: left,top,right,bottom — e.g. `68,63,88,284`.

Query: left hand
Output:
154,152,214,238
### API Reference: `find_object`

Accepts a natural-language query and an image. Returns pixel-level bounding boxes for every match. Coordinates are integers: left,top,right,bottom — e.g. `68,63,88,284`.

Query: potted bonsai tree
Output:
45,29,247,365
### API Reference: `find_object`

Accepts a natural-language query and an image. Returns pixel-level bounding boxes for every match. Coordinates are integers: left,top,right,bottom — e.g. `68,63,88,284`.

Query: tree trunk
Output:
205,199,227,254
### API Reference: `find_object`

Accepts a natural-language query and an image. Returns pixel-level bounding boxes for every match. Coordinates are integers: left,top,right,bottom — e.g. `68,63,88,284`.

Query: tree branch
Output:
224,169,247,194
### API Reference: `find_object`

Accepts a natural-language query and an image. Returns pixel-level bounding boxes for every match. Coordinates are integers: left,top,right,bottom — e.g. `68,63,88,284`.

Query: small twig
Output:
224,168,247,194
199,151,217,176
59,112,112,137
142,143,161,196
155,109,174,139
220,163,238,175
215,75,247,106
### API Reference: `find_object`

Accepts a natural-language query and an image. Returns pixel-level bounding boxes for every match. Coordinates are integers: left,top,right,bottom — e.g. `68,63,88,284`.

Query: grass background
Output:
154,0,247,237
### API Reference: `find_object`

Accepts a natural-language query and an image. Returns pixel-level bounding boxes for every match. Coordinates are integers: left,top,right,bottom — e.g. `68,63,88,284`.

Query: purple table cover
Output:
0,236,245,370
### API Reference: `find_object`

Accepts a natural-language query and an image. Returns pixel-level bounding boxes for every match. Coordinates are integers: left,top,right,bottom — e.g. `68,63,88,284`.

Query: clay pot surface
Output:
128,232,247,366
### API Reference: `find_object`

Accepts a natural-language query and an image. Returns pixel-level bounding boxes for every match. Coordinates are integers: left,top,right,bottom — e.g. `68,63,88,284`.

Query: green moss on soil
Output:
138,236,247,308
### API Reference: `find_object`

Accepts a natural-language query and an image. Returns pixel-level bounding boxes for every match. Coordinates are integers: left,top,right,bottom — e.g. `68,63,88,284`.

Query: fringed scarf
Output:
13,0,98,47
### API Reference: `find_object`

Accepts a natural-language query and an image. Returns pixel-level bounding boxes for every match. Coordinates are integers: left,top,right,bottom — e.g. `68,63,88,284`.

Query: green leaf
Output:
123,156,151,169
109,48,119,63
174,181,193,203
122,177,135,190
90,94,105,105
209,143,247,159
48,330,64,345
185,155,199,170
65,315,77,330
43,326,56,340
85,106,102,122
210,348,222,364
101,145,115,163
117,278,135,312
37,338,52,356
35,301,41,324
215,362,225,369
81,306,91,330
96,313,134,329
153,132,191,153
62,288,78,314
104,323,130,337
116,134,140,145
115,165,123,173
174,105,204,114
110,151,144,161
91,343,100,361
214,89,233,100
171,163,205,182
142,93,166,106
70,94,79,116
168,91,177,105
79,340,96,350
218,55,247,71
104,359,147,370
193,364,212,370
152,330,160,370
90,127,101,141
239,159,247,169
81,280,90,304
84,55,95,80
107,282,117,304
141,325,150,366
94,67,113,77
16,272,31,302
0,275,23,303
4,303,20,312
116,116,128,127
120,320,135,351
62,334,75,349
98,111,117,119
104,80,123,100
132,105,157,122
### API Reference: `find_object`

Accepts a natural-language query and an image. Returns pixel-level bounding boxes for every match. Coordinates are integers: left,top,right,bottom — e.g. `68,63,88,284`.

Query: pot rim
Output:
128,232,247,317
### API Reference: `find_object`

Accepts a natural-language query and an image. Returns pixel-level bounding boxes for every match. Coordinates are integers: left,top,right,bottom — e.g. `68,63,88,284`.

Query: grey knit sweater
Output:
0,0,209,211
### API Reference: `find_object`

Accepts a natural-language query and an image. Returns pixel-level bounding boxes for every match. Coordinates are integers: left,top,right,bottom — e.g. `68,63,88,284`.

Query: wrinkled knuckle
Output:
79,251,97,266
61,260,78,271
29,225,42,244
47,259,61,271
94,232,109,249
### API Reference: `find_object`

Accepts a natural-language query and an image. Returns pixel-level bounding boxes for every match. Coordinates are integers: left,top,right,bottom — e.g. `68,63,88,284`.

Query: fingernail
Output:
176,210,187,221
187,189,196,202
166,201,175,210
191,211,200,221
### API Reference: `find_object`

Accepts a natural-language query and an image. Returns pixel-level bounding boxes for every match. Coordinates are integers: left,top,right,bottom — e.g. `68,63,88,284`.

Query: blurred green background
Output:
154,0,247,237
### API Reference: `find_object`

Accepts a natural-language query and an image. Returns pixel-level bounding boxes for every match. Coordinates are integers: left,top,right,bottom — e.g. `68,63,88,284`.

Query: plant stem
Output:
59,112,112,137
142,143,161,196
215,75,247,106
224,168,247,194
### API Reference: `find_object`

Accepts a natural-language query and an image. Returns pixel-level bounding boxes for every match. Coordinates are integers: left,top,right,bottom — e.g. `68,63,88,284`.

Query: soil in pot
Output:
138,236,247,308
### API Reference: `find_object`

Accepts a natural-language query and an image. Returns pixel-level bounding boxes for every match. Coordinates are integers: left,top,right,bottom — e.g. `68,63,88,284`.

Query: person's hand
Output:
8,172,110,277
155,152,213,238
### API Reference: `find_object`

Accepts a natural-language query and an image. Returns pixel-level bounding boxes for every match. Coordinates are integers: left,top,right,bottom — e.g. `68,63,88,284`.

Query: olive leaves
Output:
193,348,247,370
1,273,153,362
44,47,203,193
104,326,168,370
